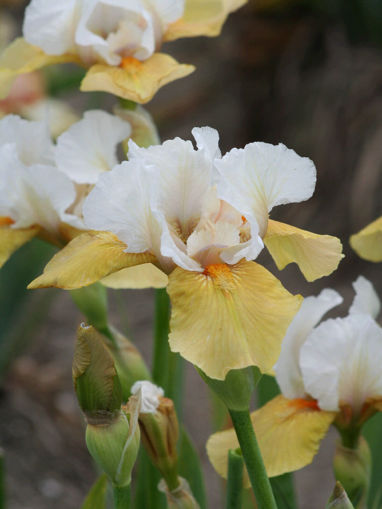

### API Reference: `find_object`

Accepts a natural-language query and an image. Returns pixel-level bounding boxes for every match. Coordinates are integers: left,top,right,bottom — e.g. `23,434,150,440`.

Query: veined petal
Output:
146,0,186,26
80,54,194,103
264,220,343,282
350,217,382,263
275,288,343,400
55,110,131,184
101,263,168,289
215,142,316,236
164,0,247,41
0,225,39,268
207,395,335,484
167,260,302,379
349,275,380,319
191,126,221,160
300,314,382,413
0,38,80,100
28,231,155,290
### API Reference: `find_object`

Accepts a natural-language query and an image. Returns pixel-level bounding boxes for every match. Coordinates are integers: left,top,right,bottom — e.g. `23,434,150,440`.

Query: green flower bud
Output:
333,437,371,508
326,482,355,509
73,324,122,415
70,283,111,338
158,477,200,509
197,366,261,411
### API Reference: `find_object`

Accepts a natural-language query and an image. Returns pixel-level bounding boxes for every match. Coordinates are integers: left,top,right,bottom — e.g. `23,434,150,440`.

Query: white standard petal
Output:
0,114,54,166
215,142,316,236
145,0,185,26
23,0,78,55
300,314,382,413
275,289,343,400
55,110,131,184
192,126,221,161
131,380,164,413
349,275,381,319
83,160,161,255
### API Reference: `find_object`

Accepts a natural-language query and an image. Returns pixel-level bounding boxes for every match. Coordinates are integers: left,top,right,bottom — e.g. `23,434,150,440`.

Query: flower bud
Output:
70,284,111,339
115,104,160,149
197,366,261,411
327,482,355,509
333,437,371,508
130,381,179,490
158,477,200,509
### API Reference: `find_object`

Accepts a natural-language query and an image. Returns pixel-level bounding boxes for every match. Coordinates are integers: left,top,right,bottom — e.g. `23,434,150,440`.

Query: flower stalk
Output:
225,449,244,509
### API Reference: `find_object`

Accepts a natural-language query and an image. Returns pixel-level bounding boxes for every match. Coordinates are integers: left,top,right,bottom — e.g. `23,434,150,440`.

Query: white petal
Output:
349,275,381,319
300,314,382,413
0,114,53,166
146,0,185,25
23,0,78,55
192,126,221,160
275,289,343,400
55,110,131,184
131,380,164,413
215,142,316,236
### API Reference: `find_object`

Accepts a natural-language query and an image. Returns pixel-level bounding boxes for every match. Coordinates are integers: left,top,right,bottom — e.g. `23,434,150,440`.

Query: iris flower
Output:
207,276,382,484
0,0,247,103
350,217,382,263
29,127,342,379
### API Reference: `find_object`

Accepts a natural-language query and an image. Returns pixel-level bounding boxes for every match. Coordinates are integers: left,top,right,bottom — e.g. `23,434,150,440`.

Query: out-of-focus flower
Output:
30,127,342,380
207,276,382,483
350,216,382,262
0,0,247,103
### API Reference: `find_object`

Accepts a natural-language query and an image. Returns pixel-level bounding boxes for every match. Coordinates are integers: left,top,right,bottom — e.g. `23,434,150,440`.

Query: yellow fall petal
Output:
80,54,194,104
0,38,80,99
350,216,382,263
0,225,39,268
101,263,168,289
206,395,335,486
167,261,302,380
264,219,343,282
28,231,156,290
164,0,247,41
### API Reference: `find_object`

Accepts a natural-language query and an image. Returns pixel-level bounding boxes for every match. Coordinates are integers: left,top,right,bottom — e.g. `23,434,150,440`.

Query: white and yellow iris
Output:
0,0,247,103
29,127,343,379
207,276,382,484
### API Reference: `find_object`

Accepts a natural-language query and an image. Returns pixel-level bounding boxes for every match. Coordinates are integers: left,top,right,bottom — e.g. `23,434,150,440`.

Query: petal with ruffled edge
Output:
300,314,382,413
101,264,168,289
264,220,343,282
349,275,380,319
207,395,335,484
275,288,343,400
55,110,131,184
0,225,39,268
350,217,382,263
164,0,247,40
0,38,81,100
80,54,194,103
167,260,302,380
28,231,156,290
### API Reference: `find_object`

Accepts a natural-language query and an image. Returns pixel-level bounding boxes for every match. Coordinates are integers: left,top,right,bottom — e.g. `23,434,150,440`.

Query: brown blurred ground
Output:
0,1,381,508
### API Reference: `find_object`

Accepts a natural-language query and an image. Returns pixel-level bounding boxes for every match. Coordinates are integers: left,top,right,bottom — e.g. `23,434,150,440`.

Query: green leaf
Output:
178,427,207,509
362,412,382,508
134,448,166,509
81,474,108,509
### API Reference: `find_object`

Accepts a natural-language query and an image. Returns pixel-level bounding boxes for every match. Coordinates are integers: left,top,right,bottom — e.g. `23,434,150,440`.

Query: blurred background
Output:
0,0,381,507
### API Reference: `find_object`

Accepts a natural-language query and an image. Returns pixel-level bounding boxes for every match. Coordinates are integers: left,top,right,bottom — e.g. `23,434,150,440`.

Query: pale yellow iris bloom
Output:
0,0,247,104
29,127,343,380
207,277,382,484
350,216,382,262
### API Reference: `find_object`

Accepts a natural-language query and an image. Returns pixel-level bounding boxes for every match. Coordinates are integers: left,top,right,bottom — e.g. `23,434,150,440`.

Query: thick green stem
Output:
113,485,131,509
229,409,277,509
152,288,170,388
225,449,244,509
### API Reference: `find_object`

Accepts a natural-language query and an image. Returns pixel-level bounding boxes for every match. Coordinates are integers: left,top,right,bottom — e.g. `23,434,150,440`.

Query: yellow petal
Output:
164,0,247,41
0,225,39,268
80,54,194,104
350,216,382,263
101,263,168,289
0,38,80,99
264,219,343,282
167,261,302,380
206,395,335,486
28,231,156,290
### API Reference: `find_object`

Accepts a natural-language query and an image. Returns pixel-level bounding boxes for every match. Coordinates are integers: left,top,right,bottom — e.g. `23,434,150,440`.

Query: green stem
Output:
229,409,277,509
152,288,170,388
113,485,131,509
0,449,5,509
226,449,244,509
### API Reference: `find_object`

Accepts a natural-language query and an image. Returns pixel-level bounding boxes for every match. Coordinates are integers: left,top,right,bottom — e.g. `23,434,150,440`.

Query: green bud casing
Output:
158,477,200,509
326,482,355,509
